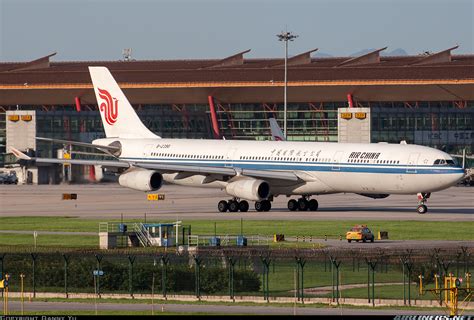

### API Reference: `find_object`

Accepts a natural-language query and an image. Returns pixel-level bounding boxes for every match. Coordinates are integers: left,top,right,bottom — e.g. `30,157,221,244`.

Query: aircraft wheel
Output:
297,198,309,211
228,200,239,212
287,199,298,211
218,200,228,212
255,201,265,212
262,200,271,212
417,205,428,214
239,200,249,212
308,199,319,211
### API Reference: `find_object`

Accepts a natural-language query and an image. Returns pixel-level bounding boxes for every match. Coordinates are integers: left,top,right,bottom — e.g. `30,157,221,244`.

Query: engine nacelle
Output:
118,169,163,192
225,179,270,201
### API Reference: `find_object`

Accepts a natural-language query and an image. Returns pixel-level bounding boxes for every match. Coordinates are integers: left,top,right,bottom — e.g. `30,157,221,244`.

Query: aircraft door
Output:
225,147,238,168
406,153,420,173
143,144,154,158
331,151,345,171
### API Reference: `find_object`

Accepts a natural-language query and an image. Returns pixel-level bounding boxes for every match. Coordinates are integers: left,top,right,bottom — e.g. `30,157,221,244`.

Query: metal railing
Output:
133,223,153,247
187,234,270,247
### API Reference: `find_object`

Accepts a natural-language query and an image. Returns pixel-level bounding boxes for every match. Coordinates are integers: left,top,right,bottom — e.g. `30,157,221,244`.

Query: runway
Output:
1,183,473,221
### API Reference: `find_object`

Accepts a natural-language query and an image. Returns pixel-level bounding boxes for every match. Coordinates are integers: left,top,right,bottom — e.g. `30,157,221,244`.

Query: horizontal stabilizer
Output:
9,147,32,160
36,137,120,152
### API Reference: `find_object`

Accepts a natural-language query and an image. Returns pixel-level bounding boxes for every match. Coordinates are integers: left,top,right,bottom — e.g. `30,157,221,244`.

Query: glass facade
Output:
216,103,339,141
370,101,474,154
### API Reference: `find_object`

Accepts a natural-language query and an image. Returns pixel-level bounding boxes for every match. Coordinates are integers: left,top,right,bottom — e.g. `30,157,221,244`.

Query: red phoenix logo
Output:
97,88,118,125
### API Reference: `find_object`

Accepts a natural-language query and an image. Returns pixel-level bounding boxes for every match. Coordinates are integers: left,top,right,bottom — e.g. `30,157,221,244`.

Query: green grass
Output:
1,216,473,241
0,233,97,248
326,283,443,301
0,216,97,232
266,262,407,295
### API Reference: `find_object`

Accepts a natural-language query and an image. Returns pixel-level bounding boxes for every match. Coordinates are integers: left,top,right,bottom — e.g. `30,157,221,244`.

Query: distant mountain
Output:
349,48,376,57
311,48,409,58
313,52,333,57
349,48,409,57
383,48,408,56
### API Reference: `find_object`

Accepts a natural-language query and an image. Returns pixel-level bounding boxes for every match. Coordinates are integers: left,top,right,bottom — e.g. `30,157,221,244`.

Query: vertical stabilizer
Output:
269,118,286,141
89,66,159,139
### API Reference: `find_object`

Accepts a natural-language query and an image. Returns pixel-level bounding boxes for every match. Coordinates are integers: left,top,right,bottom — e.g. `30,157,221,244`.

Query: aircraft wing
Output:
10,147,299,181
135,162,299,181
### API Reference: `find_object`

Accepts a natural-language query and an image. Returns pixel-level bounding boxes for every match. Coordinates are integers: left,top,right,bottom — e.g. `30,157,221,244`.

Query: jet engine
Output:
118,169,163,192
225,179,270,201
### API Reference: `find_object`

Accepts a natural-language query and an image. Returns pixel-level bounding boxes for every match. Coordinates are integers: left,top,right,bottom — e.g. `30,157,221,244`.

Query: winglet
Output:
9,147,32,160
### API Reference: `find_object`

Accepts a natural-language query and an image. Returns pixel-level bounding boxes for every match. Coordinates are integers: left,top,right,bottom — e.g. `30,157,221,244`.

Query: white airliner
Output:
11,67,466,214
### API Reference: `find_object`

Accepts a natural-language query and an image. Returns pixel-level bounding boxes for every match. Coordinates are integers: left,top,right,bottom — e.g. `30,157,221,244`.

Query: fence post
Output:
330,256,341,305
0,253,5,298
365,258,378,307
31,253,38,298
260,257,271,302
62,254,69,298
295,257,306,303
401,259,406,305
94,254,103,297
460,246,469,274
160,254,169,299
402,259,414,306
128,255,136,298
227,257,236,301
0,253,5,280
193,255,202,299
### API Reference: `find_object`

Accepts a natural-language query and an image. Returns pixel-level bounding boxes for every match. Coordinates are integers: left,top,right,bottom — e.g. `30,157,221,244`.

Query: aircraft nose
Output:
451,170,466,185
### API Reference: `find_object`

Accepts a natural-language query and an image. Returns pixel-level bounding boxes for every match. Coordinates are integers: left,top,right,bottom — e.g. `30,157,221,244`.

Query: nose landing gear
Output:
416,193,431,214
288,196,319,211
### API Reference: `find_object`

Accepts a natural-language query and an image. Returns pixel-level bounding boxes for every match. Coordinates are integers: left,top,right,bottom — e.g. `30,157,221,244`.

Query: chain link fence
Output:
0,246,472,304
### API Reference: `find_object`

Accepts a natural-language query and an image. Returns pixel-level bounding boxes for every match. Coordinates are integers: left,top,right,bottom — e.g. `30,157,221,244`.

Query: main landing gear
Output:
255,200,271,212
217,199,271,212
416,192,431,214
218,199,249,213
287,196,319,211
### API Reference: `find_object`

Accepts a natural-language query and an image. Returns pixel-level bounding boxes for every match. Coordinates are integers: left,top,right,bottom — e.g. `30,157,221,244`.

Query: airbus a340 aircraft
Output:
11,67,466,214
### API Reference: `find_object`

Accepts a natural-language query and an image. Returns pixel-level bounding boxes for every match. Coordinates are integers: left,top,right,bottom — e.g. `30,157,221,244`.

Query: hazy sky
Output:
0,0,472,62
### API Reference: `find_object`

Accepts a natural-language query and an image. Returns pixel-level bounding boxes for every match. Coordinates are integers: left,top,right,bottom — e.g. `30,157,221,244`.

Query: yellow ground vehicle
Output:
346,225,375,243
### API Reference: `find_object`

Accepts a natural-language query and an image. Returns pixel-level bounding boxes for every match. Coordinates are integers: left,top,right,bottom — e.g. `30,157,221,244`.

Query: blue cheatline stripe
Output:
121,157,464,175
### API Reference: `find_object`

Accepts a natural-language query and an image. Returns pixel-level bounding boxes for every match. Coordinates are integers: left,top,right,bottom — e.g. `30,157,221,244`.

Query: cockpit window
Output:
434,159,455,166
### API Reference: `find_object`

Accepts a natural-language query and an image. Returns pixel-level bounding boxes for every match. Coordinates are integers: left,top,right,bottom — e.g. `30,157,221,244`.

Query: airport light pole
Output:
277,30,298,138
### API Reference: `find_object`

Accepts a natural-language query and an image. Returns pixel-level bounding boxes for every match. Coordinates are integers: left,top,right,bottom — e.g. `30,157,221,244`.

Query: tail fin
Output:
89,66,159,139
269,118,286,141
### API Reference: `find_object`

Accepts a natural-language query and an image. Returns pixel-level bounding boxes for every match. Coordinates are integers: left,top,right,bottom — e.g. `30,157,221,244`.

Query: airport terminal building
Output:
1,47,473,183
